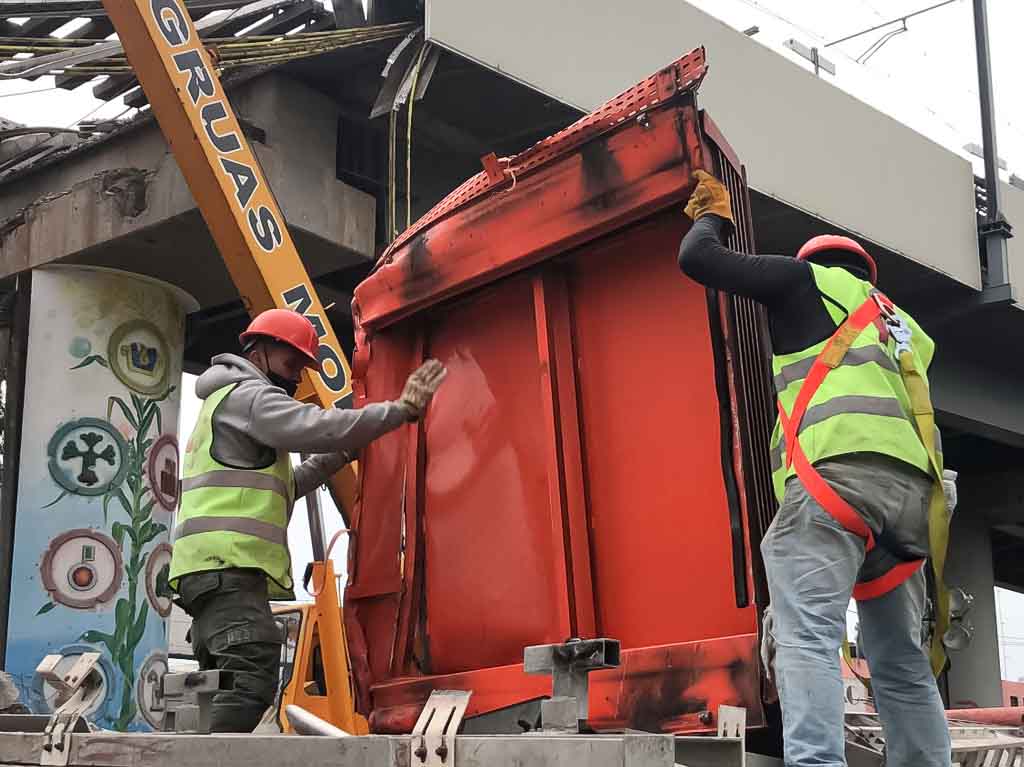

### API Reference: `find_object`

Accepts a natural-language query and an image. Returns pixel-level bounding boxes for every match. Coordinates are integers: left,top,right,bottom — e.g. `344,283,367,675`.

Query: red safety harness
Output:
777,290,924,600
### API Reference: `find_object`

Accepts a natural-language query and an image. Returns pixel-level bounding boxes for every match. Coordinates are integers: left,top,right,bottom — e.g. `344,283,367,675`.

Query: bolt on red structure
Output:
347,47,779,735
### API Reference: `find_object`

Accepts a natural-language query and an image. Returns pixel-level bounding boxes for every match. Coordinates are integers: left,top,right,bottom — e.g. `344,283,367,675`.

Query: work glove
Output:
683,170,735,226
399,359,448,421
943,468,958,517
760,605,777,687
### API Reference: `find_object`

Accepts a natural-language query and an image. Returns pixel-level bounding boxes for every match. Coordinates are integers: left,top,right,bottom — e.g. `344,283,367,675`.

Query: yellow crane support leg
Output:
101,0,361,732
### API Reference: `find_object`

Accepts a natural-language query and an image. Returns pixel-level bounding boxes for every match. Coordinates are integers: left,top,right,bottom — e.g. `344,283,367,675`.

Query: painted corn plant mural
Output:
4,268,188,732
40,365,175,729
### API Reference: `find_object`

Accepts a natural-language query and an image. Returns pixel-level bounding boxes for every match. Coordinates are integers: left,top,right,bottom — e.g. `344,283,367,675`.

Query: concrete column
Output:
944,509,1003,708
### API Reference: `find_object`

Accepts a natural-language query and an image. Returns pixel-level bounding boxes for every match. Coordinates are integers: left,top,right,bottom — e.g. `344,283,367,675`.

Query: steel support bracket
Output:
37,653,102,767
524,638,621,730
412,690,471,767
161,670,236,734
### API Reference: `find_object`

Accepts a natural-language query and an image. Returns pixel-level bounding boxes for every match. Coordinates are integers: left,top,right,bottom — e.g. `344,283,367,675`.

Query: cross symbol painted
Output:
60,432,117,487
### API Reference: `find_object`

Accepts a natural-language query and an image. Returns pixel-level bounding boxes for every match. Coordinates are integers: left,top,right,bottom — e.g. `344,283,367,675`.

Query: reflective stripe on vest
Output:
169,383,296,600
181,469,291,499
771,421,942,474
174,516,289,547
773,345,897,394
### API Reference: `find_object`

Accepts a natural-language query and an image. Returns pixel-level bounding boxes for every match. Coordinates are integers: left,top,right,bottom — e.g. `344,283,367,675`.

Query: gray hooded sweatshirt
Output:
194,354,408,501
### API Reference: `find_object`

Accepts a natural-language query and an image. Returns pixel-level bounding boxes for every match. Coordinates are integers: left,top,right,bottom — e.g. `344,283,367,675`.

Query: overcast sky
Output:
4,0,1023,679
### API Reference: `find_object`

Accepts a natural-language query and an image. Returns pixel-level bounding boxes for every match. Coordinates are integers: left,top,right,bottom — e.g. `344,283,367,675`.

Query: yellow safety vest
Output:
169,383,296,600
769,264,936,501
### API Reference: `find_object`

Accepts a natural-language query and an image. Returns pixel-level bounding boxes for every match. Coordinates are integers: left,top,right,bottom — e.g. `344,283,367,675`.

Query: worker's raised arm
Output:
248,388,406,455
678,171,810,305
246,358,448,455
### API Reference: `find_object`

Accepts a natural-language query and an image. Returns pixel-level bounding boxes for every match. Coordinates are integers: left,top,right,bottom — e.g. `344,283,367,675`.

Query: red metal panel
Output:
347,328,415,601
569,211,757,647
391,333,425,676
533,271,596,637
420,278,569,673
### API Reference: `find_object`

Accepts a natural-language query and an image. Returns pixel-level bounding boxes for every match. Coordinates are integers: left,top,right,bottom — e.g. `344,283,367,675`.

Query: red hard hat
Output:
796,234,878,285
239,309,320,369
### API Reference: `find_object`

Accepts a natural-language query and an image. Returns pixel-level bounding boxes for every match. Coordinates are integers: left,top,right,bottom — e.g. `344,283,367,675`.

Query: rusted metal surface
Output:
347,49,770,736
376,47,707,264
946,706,1024,727
368,635,762,735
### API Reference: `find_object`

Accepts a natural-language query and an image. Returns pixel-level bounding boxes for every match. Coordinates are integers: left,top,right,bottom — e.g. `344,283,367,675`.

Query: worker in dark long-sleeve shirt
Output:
679,171,952,767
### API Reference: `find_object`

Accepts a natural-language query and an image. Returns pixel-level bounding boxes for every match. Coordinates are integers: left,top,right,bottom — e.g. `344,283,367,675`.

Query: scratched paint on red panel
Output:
570,211,757,648
421,277,568,674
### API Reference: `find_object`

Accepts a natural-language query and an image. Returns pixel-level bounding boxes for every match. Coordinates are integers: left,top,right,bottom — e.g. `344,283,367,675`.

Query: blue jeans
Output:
761,461,950,767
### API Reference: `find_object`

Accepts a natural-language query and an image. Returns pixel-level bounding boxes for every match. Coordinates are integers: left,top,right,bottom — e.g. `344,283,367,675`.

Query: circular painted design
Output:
146,434,180,513
68,336,92,359
145,543,174,618
30,644,116,720
136,651,168,729
108,319,170,396
47,418,129,497
40,529,123,610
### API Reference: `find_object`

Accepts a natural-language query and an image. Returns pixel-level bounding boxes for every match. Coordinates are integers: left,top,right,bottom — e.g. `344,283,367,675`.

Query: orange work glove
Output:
683,170,735,226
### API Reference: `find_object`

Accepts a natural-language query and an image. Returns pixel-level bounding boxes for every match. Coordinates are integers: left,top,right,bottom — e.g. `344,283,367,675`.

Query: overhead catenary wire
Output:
825,0,960,48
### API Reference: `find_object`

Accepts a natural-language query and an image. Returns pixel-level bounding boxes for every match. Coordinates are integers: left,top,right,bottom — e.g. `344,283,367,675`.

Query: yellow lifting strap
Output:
841,348,948,691
898,349,950,678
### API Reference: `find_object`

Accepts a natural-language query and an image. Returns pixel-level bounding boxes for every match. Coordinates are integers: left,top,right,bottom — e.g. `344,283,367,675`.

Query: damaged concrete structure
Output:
0,74,375,358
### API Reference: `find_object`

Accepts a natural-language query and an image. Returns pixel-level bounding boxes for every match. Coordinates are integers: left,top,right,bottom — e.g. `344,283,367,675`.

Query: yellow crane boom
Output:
100,0,363,733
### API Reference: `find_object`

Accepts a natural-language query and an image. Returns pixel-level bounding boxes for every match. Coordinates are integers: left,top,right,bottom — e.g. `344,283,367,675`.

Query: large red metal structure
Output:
346,48,779,735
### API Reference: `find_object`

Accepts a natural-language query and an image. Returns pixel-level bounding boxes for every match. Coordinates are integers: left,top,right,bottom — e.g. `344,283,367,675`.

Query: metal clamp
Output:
524,638,621,732
37,653,103,766
160,670,235,734
412,690,471,766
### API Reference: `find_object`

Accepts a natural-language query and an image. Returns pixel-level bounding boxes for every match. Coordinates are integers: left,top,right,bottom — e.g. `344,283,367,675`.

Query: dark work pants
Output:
176,569,283,733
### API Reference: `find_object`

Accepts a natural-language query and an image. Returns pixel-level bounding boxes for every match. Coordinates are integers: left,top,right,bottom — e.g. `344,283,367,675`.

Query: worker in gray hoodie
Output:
168,308,446,732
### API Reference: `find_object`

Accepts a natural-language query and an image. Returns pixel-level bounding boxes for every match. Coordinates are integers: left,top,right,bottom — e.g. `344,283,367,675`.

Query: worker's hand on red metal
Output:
683,170,735,226
399,359,448,421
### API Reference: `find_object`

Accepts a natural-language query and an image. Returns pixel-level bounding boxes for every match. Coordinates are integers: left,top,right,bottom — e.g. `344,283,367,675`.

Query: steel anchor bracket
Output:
524,637,621,732
37,652,103,767
412,690,471,767
160,670,236,734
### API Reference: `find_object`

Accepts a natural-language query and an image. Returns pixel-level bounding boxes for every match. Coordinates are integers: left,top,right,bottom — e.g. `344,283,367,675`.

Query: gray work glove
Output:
760,605,777,687
943,469,958,517
399,359,448,421
761,606,774,704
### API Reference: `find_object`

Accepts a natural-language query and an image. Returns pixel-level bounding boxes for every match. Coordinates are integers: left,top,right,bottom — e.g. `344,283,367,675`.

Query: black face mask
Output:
257,344,300,396
267,370,299,397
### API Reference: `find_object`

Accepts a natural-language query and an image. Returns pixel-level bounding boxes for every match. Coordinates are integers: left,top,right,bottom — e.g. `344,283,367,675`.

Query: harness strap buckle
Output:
872,291,913,356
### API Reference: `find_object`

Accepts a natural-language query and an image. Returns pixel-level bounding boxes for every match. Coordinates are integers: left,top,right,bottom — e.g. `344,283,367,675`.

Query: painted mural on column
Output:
3,266,195,731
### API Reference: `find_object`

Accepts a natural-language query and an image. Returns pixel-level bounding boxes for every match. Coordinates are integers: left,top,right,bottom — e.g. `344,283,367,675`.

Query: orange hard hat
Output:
796,234,878,285
239,309,320,369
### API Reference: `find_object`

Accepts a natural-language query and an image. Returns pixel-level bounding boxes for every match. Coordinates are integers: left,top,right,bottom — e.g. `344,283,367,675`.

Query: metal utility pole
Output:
301,455,327,562
973,0,1013,291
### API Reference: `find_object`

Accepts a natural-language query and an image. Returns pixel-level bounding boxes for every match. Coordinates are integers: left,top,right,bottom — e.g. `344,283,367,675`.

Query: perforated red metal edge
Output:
379,47,707,264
